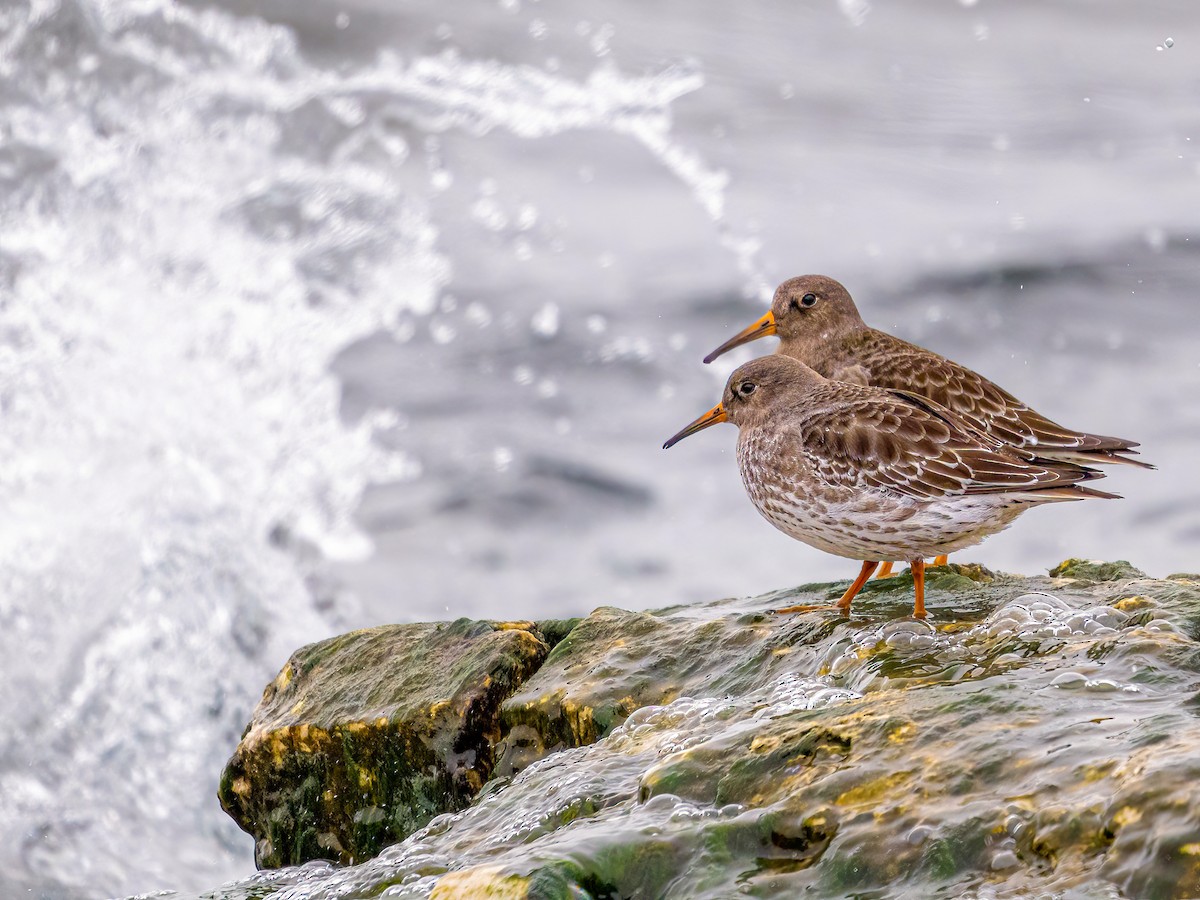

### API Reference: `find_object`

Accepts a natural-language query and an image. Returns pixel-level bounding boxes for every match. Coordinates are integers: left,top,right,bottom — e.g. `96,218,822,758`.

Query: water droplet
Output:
516,204,539,230
435,23,452,40
838,0,870,26
779,82,795,100
335,12,350,29
530,303,559,338
1165,37,1175,48
492,447,514,472
499,0,520,12
513,365,535,385
529,19,548,40
590,23,615,56
586,314,607,334
430,321,456,345
465,302,492,328
470,197,508,231
375,129,408,162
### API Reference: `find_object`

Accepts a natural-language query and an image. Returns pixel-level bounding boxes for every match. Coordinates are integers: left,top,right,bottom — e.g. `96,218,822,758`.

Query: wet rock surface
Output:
218,618,561,867
211,562,1200,899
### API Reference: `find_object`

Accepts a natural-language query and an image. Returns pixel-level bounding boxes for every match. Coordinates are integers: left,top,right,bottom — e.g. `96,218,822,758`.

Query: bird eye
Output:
738,381,757,398
800,292,818,308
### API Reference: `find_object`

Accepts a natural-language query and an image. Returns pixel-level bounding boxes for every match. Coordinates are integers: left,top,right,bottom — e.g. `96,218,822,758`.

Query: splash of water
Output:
0,0,742,894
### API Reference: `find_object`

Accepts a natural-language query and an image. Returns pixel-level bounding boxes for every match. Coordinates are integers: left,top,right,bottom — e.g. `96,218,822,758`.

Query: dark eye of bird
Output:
739,382,757,397
800,292,817,307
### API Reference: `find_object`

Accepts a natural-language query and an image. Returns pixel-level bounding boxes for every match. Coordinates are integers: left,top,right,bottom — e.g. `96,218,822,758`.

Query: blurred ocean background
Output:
0,0,1196,896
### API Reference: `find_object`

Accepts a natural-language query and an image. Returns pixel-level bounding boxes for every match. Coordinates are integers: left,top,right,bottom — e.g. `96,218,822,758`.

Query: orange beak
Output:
663,403,728,449
702,310,777,364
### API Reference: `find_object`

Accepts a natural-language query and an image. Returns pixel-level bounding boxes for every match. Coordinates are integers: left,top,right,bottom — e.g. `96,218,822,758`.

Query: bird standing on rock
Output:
702,275,1151,576
663,356,1119,618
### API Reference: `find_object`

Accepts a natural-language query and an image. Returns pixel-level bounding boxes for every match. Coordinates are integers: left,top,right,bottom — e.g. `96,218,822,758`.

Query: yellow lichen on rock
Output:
494,621,536,632
1113,595,1153,612
430,867,530,899
1112,806,1142,828
835,770,915,807
749,734,781,754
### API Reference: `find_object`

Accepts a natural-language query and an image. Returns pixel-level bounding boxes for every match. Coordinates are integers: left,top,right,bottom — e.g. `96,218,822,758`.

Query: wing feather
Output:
784,383,1098,501
844,330,1142,454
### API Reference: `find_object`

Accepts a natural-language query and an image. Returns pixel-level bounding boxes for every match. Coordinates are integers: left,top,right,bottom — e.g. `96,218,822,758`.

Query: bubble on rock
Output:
991,849,1019,870
1051,672,1087,689
970,592,1130,648
907,824,934,845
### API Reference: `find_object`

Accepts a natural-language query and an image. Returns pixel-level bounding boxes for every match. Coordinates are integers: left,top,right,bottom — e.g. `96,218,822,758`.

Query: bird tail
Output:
1039,448,1156,470
1017,483,1123,503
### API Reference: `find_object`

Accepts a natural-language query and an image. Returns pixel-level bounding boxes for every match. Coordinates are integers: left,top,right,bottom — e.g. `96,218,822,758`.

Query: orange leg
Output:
933,554,948,567
875,561,896,579
911,558,927,618
774,561,880,615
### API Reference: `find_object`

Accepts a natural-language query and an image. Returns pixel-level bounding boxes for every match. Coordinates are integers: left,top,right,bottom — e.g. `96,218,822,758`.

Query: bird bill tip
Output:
702,310,777,363
663,403,728,449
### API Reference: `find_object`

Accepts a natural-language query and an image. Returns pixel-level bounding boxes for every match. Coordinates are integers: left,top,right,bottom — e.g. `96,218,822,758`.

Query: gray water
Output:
0,0,1196,896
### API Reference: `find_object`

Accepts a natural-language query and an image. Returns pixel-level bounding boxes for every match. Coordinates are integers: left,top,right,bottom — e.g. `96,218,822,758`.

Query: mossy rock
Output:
208,562,1200,899
218,618,550,867
1050,558,1147,582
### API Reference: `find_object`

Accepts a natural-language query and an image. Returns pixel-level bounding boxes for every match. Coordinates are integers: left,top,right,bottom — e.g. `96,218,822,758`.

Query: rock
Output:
218,618,558,867
210,563,1200,899
1049,558,1147,582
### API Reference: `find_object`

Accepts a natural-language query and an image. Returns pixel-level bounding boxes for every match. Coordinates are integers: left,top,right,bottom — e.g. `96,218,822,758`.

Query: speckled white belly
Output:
748,485,1027,560
736,433,1030,561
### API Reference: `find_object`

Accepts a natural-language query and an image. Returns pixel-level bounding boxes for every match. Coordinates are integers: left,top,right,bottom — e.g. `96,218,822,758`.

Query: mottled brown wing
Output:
850,330,1140,453
787,384,1093,500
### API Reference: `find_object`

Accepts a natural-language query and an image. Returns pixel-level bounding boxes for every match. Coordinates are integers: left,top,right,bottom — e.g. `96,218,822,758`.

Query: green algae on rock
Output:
208,562,1200,899
218,618,560,867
